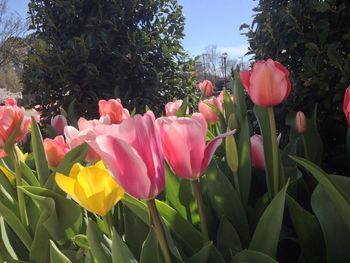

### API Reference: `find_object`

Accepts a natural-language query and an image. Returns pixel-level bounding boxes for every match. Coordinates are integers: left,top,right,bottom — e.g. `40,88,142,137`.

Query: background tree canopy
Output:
242,0,350,173
23,0,196,117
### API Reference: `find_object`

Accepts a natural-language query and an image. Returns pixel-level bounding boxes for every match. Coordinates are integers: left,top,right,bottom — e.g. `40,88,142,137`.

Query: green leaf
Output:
222,89,235,120
30,117,49,185
185,242,225,263
87,219,112,263
20,186,82,243
49,241,72,263
311,178,350,262
71,234,90,249
231,250,278,263
176,97,189,117
140,227,160,263
206,163,250,247
216,217,242,261
0,200,32,250
55,143,89,176
122,195,203,255
112,228,137,263
233,68,251,207
249,182,288,258
286,195,325,262
290,156,350,230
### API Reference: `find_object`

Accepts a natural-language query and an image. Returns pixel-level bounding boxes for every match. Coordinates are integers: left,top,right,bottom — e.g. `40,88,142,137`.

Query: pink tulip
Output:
98,99,129,124
199,80,214,97
295,111,307,134
64,117,109,162
156,113,234,180
240,59,291,107
44,135,70,167
217,90,235,105
51,115,67,135
87,111,165,199
165,100,186,116
0,99,34,148
4,98,17,106
343,86,350,127
198,97,223,124
250,134,265,170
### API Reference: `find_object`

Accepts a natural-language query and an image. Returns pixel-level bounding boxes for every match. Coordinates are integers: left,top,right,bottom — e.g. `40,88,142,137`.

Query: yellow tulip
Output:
55,161,124,216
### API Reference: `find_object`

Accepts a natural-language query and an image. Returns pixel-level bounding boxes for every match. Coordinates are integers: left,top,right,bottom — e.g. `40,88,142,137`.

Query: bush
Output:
241,0,350,173
23,0,196,117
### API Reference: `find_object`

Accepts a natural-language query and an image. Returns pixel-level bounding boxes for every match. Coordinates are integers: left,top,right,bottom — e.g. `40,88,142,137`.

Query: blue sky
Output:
7,0,256,58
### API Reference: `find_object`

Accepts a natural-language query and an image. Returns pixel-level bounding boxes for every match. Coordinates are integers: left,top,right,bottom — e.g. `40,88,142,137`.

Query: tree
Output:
23,0,196,117
242,0,350,173
0,0,27,68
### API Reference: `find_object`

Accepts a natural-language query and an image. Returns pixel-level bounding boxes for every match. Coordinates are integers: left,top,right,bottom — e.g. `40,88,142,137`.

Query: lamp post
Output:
222,52,228,89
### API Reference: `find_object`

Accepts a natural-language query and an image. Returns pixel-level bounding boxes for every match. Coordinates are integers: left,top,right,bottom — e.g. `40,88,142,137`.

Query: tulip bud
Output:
51,115,67,135
199,80,214,97
165,100,187,116
225,134,238,173
98,98,128,124
250,134,265,170
343,86,350,127
198,97,222,124
44,135,70,167
295,111,307,134
240,59,291,107
227,113,238,131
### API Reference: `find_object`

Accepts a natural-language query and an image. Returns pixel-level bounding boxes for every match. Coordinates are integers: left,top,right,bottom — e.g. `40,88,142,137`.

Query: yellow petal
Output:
0,166,15,182
15,146,28,161
86,191,109,216
55,173,78,201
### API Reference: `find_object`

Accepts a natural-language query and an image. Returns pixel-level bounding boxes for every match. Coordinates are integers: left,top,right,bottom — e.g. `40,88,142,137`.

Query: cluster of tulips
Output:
0,59,350,263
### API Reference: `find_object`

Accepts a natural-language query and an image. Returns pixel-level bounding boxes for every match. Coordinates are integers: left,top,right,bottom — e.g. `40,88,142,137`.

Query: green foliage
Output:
242,0,350,172
23,0,196,117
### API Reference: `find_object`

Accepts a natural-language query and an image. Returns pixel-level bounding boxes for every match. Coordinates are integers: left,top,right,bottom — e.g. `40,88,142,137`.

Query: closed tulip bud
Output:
225,134,238,173
295,111,307,134
156,113,235,180
44,135,70,167
165,100,187,116
98,98,129,124
250,134,265,170
55,161,125,216
227,113,238,131
240,59,291,107
199,80,214,97
343,86,350,127
51,115,67,135
198,97,223,124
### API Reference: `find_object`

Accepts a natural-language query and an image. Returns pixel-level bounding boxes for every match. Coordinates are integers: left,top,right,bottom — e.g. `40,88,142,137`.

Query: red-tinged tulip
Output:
87,111,165,200
51,115,67,135
295,111,307,134
199,80,214,97
240,59,291,107
343,86,350,127
198,97,223,124
250,134,265,170
0,99,34,149
4,98,17,106
44,135,70,167
165,100,186,116
156,113,235,180
217,90,235,105
98,99,129,124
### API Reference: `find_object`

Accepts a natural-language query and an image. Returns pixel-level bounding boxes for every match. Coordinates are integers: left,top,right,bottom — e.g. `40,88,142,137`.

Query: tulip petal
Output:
55,173,78,201
89,135,151,199
240,70,251,91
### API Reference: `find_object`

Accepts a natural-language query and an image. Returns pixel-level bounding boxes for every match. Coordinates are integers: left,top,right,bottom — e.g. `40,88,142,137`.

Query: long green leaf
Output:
206,163,250,247
112,228,137,263
290,156,350,230
30,117,49,185
231,250,278,263
4,116,23,155
87,220,112,263
249,183,288,258
140,228,160,263
176,97,189,117
49,241,72,263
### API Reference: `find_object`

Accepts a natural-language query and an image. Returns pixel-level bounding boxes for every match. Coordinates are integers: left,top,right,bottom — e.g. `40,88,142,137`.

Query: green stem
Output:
267,107,279,197
10,146,28,227
147,199,172,263
347,128,350,160
301,135,309,160
103,214,113,239
191,179,209,241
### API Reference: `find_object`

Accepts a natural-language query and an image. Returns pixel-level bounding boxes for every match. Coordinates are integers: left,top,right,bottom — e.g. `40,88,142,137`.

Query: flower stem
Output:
103,213,113,239
347,128,350,160
267,107,279,197
301,134,309,160
191,179,209,241
147,199,172,263
10,145,28,227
